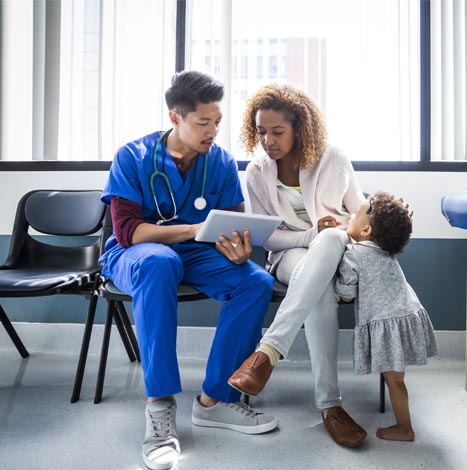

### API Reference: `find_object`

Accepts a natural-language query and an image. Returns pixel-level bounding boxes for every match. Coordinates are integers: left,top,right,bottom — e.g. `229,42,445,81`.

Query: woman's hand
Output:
215,230,253,264
397,197,414,218
317,216,342,233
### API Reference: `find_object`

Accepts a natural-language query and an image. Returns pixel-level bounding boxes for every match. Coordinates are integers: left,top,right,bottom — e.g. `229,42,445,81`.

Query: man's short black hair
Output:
368,191,412,255
165,70,224,117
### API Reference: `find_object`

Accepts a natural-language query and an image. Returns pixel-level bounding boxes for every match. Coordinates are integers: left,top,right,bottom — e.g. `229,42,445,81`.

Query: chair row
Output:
1,189,385,412
0,189,208,404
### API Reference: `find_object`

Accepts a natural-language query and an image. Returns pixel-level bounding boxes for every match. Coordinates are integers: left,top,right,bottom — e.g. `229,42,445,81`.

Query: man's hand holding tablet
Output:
195,210,282,265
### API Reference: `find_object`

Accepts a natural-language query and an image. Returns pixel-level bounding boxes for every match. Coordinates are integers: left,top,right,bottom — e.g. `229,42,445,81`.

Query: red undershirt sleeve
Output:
110,196,145,248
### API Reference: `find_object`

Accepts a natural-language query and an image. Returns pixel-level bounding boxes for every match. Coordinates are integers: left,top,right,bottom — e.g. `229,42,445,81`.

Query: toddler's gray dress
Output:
335,241,438,375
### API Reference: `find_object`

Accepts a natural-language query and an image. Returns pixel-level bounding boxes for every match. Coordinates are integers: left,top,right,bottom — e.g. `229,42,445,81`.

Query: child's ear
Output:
361,224,372,237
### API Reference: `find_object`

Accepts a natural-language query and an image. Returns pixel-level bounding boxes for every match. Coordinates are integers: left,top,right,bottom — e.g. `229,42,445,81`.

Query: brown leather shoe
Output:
228,351,273,396
322,406,367,448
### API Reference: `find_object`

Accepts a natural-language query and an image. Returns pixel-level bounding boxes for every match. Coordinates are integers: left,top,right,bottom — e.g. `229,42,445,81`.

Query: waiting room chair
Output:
0,190,133,403
0,304,29,357
93,279,209,404
441,192,467,229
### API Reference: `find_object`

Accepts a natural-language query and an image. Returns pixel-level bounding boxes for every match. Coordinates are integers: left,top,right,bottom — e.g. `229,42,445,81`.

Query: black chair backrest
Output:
25,191,105,235
2,190,107,270
100,202,114,252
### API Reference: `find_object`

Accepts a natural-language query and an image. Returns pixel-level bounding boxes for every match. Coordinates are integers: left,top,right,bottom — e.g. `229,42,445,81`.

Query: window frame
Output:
1,160,467,172
1,0,467,172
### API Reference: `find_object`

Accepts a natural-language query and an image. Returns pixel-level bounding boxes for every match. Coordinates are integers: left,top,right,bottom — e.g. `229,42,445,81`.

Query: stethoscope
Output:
149,129,208,224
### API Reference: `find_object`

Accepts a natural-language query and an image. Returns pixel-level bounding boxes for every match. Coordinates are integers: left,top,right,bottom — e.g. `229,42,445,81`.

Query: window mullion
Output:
420,0,431,161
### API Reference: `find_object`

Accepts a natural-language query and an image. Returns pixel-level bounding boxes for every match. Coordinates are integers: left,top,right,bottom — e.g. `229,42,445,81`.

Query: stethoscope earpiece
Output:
150,129,208,224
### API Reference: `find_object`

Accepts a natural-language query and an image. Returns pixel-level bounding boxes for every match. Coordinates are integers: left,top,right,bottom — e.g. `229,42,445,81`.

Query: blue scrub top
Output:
101,131,244,257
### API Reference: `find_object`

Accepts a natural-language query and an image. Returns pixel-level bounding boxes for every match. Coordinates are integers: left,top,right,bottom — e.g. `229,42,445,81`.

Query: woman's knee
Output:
308,228,349,264
313,227,349,248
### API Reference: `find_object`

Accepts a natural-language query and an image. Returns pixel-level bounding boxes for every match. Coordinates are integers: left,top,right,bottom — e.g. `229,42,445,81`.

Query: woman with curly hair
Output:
228,84,367,447
335,192,438,442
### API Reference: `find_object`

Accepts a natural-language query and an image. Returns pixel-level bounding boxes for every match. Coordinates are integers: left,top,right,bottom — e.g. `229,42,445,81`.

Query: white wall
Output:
0,170,466,239
357,172,467,239
0,171,108,235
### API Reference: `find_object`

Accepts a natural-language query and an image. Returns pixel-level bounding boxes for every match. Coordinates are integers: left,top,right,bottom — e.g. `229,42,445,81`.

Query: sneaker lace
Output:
148,407,177,445
228,401,259,417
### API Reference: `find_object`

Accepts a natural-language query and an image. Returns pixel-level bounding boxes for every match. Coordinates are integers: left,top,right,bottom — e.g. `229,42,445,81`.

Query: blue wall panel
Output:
0,236,465,330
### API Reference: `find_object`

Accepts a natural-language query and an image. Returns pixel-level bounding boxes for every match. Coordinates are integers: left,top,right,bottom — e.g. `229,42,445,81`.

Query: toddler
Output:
335,192,438,441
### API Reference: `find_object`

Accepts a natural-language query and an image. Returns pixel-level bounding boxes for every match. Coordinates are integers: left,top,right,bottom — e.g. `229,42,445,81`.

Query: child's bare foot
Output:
376,425,415,441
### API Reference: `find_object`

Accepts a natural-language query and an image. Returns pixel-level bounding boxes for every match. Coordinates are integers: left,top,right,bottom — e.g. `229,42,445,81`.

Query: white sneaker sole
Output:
191,416,279,434
142,447,179,470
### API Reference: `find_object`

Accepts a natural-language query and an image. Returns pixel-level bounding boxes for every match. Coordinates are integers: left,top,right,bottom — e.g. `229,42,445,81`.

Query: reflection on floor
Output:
1,348,466,469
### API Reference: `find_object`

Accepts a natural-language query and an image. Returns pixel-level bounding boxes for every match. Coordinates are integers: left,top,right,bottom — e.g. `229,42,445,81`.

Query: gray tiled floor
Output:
1,349,466,470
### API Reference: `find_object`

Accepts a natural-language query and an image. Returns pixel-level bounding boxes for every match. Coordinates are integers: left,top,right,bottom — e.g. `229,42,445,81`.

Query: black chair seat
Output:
0,268,98,293
103,279,208,301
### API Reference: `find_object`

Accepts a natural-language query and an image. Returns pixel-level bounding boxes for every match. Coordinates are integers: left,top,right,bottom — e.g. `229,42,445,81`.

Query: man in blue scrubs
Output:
100,71,277,470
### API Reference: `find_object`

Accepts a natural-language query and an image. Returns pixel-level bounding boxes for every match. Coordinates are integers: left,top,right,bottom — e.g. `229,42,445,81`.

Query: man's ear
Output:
169,109,179,127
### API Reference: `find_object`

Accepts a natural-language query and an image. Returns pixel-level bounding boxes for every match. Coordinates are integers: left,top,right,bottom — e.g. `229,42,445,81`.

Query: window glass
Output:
3,0,466,162
0,0,176,161
430,0,466,161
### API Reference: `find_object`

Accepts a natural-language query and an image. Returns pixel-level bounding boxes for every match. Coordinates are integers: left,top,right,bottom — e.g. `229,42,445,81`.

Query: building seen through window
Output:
188,0,422,161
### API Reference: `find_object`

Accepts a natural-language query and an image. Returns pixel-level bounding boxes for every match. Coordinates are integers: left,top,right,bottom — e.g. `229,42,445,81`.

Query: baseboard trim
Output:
1,323,465,362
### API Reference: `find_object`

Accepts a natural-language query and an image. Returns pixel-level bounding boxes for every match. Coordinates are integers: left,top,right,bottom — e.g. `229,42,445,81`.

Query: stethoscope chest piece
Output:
194,196,207,211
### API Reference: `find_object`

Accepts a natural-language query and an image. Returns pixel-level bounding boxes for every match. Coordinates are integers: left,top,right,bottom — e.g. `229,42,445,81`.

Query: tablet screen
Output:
195,210,282,246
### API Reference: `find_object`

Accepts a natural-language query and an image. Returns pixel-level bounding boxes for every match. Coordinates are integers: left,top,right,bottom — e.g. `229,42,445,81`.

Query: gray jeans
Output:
261,228,349,410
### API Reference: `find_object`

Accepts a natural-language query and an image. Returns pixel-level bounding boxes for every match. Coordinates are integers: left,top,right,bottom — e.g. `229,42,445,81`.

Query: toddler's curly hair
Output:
239,84,327,169
368,192,412,255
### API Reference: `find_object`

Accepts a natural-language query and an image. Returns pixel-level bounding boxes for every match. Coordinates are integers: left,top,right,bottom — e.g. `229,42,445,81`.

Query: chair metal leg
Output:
115,301,140,362
113,304,136,362
0,305,29,358
94,300,115,404
71,287,98,403
379,373,386,413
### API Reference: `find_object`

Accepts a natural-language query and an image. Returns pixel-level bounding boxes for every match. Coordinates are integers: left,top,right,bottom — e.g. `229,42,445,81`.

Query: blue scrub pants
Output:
102,241,274,403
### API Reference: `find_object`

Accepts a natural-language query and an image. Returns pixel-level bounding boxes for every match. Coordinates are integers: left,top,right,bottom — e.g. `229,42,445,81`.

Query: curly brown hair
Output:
239,84,327,169
368,192,412,255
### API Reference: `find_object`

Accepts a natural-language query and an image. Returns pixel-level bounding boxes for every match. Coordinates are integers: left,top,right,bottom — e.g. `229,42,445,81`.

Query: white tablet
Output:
195,209,282,246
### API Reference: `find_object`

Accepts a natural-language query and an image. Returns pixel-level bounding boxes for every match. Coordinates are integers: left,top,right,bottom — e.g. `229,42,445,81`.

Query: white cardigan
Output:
246,145,365,272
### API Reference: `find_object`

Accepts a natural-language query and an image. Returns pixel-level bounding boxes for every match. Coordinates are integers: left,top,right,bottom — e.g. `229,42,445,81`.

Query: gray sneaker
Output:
191,395,278,434
142,398,180,470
